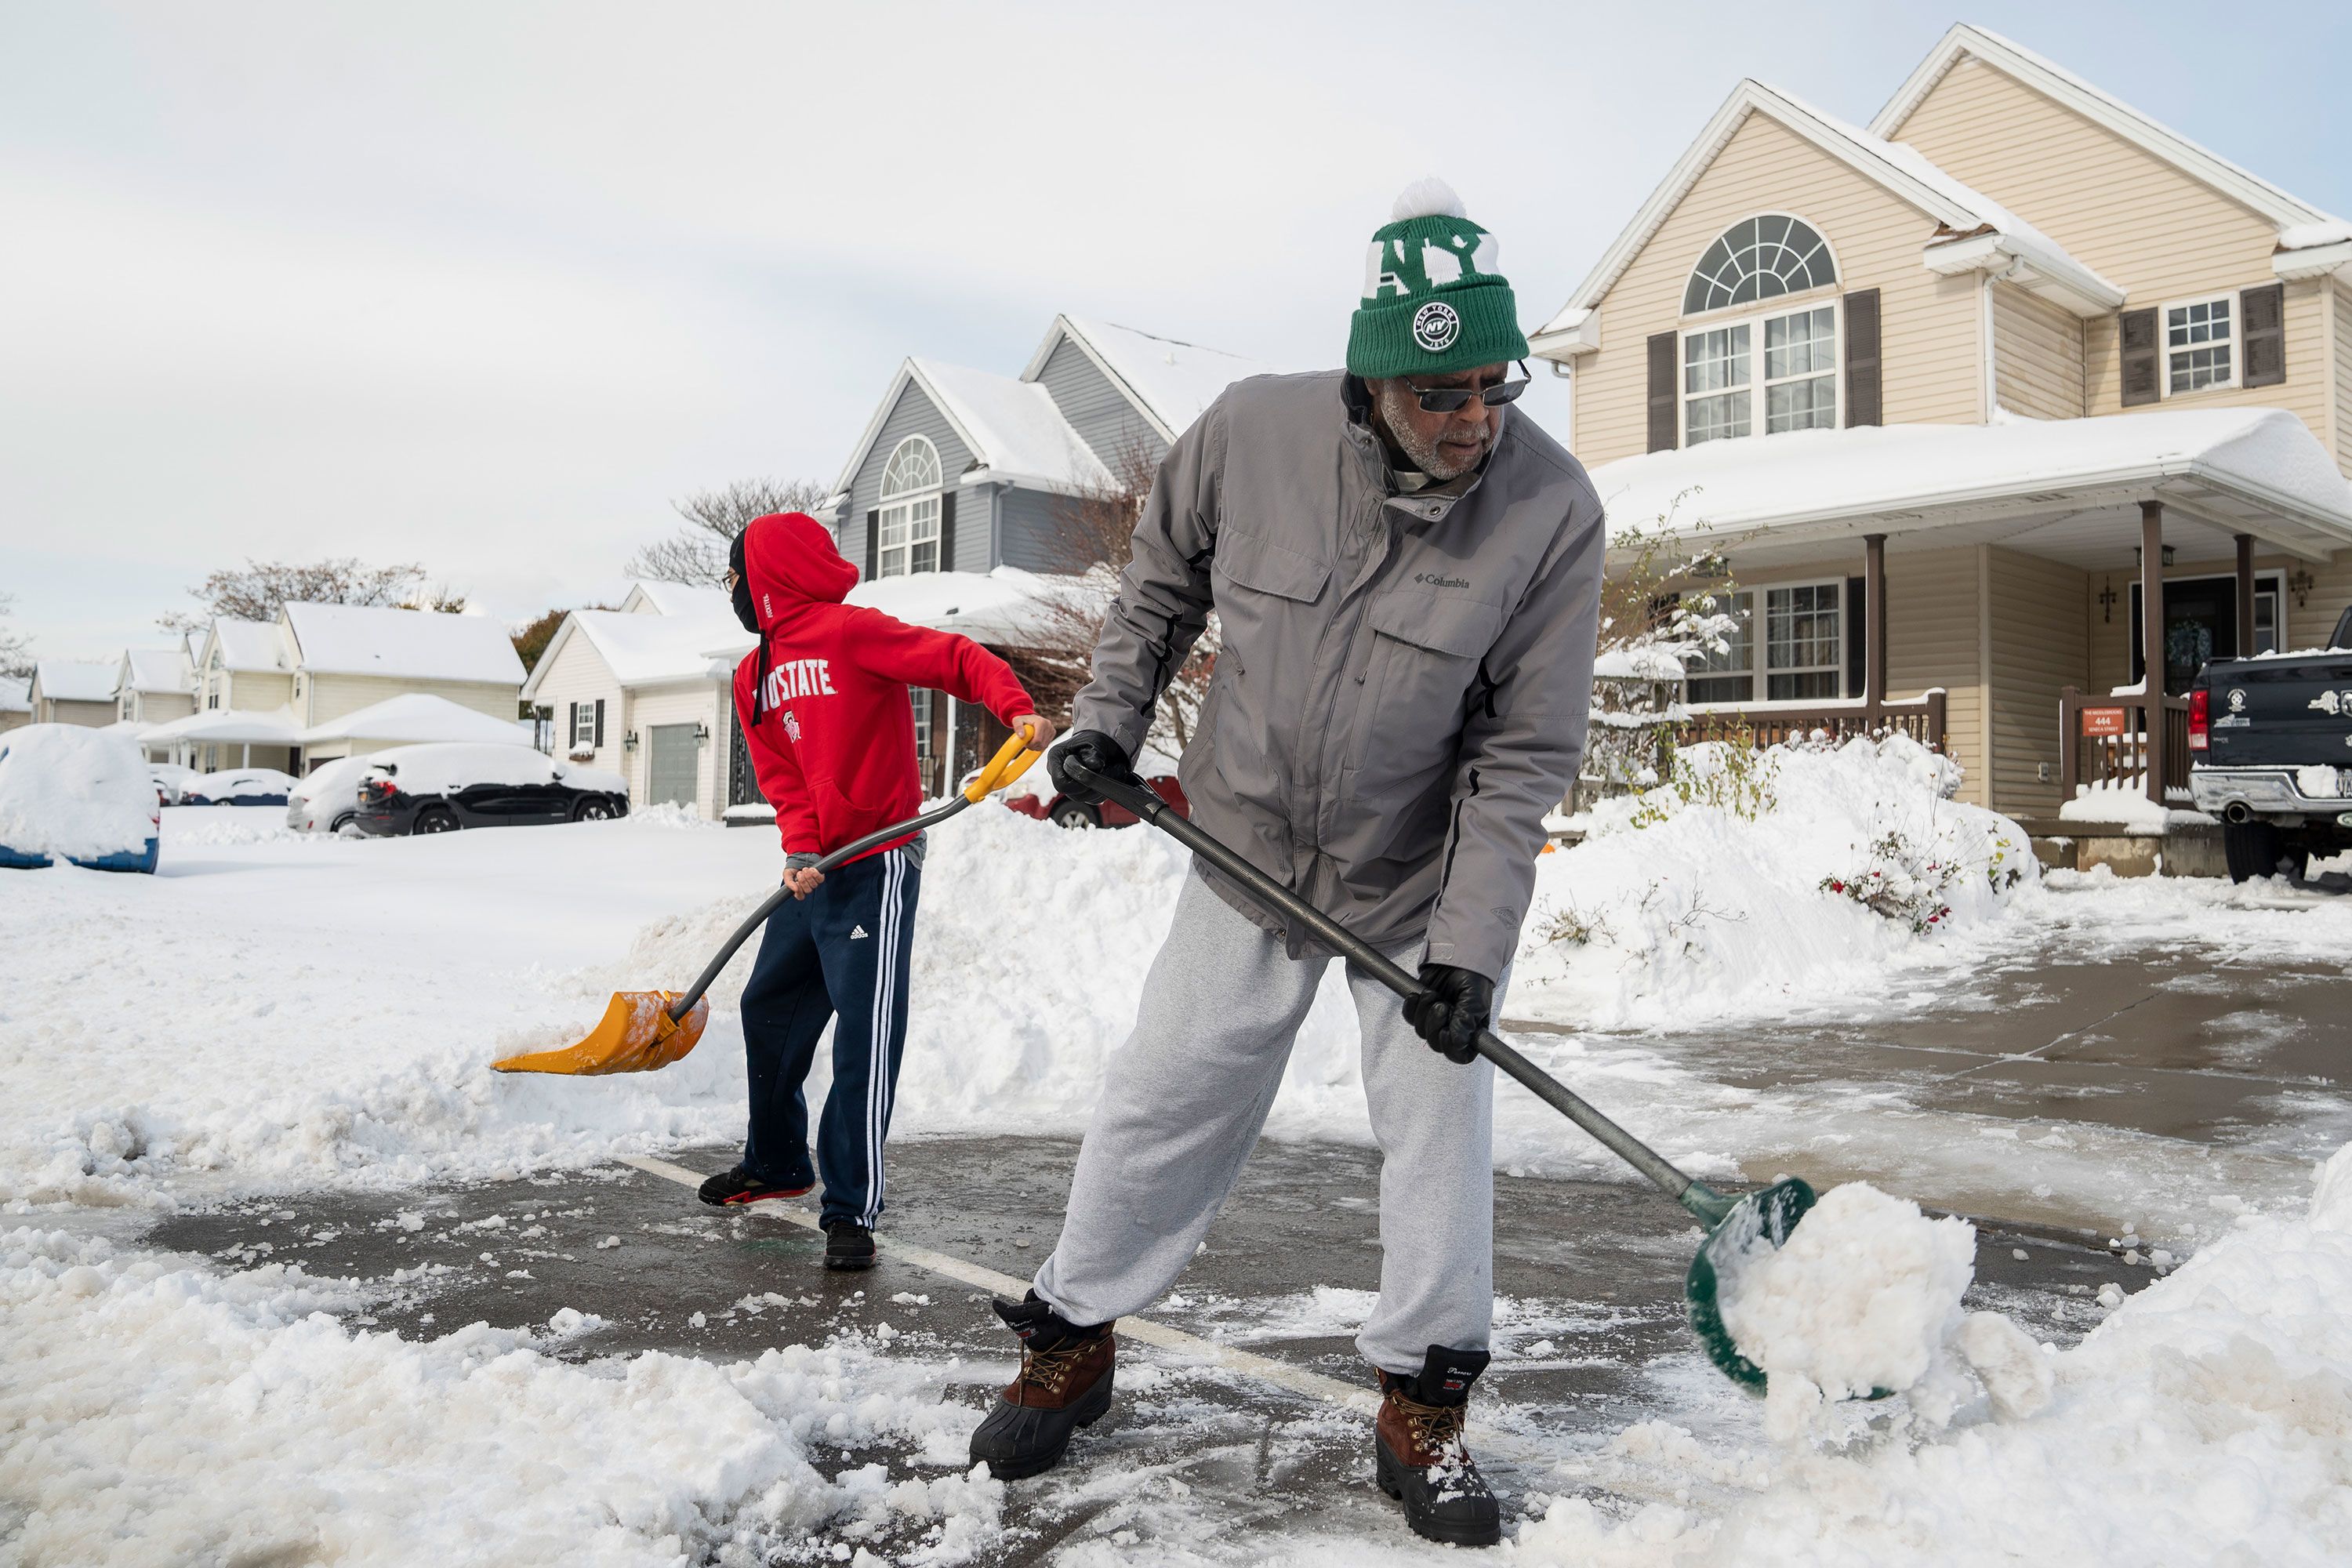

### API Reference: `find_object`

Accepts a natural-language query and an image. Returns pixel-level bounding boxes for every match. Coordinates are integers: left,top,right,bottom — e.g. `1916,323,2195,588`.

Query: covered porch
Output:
143,707,303,775
1590,408,2352,818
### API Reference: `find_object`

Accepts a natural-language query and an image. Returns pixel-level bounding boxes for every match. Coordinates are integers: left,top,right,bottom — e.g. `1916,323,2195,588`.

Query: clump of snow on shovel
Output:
1716,1182,2049,1440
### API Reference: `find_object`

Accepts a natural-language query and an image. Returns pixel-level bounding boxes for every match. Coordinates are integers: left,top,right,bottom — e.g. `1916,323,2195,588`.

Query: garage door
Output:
647,723,699,811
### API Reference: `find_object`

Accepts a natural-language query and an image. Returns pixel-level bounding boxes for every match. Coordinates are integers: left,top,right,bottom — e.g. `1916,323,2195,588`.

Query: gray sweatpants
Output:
1033,869,1498,1375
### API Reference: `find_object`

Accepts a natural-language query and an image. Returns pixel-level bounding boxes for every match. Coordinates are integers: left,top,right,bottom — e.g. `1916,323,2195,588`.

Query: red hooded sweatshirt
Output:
732,513,1033,860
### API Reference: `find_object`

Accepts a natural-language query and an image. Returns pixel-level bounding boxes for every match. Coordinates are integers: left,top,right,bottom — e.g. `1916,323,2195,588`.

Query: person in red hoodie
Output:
700,512,1052,1270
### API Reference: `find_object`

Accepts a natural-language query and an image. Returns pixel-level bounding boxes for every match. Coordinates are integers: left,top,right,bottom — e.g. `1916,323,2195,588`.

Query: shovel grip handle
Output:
1065,759,1704,1208
963,732,1041,803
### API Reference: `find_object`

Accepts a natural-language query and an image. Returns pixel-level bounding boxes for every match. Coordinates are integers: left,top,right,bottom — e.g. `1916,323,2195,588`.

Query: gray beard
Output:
1374,381,1496,481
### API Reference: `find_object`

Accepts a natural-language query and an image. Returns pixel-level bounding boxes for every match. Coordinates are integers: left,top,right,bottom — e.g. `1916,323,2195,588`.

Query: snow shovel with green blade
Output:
1065,758,1817,1396
494,734,1043,1076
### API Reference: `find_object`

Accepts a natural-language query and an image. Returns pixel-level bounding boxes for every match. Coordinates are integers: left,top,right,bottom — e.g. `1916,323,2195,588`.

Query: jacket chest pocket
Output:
1348,593,1505,779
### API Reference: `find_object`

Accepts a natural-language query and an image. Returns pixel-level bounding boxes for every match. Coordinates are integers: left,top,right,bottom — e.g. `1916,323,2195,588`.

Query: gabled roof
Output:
847,566,1077,649
281,602,525,685
122,648,194,695
1534,78,2122,361
32,659,119,702
831,358,1113,504
296,692,533,747
520,606,750,699
621,580,734,618
1021,317,1274,446
204,616,293,673
1874,24,2350,253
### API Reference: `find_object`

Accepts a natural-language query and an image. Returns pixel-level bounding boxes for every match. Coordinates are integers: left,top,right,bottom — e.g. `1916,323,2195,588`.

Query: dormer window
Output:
1681,216,1841,446
877,435,943,578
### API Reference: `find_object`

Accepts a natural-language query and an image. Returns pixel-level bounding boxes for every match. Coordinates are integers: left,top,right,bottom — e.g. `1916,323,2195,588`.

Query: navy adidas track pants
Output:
737,841,921,1229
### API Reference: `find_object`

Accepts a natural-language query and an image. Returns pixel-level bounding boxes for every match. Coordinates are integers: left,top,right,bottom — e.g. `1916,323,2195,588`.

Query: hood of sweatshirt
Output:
737,512,858,632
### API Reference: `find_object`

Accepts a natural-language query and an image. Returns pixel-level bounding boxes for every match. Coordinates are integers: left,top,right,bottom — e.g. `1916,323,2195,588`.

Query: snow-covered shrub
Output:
1820,826,2025,934
1577,506,1741,802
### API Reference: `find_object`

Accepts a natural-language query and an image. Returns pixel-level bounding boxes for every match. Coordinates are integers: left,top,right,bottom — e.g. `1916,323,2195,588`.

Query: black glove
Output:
1047,730,1134,805
1403,964,1494,1065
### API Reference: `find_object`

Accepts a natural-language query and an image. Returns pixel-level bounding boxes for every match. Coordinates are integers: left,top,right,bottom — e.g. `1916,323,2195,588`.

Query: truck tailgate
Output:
2205,653,2352,766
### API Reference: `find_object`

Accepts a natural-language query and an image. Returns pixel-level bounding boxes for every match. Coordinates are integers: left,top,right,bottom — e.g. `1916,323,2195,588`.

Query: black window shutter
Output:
593,698,605,749
2241,283,2285,388
2119,308,2161,405
567,701,579,746
1842,289,1882,426
1846,575,1867,698
1646,332,1678,452
866,509,880,580
938,491,956,573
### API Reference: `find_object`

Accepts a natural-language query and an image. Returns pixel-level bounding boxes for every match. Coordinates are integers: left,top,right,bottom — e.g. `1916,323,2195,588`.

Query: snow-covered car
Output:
352,743,630,836
285,753,383,835
184,767,299,806
0,724,162,873
149,761,201,806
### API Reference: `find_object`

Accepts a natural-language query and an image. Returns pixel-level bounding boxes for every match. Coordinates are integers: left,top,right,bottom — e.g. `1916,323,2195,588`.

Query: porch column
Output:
2140,501,2165,805
2234,534,2257,658
1863,532,1888,713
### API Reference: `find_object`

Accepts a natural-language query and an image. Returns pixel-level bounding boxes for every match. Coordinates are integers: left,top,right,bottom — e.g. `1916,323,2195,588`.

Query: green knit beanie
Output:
1347,178,1530,379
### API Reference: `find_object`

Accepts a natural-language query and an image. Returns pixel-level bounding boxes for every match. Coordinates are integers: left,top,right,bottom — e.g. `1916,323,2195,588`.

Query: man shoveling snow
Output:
966,178,1606,1548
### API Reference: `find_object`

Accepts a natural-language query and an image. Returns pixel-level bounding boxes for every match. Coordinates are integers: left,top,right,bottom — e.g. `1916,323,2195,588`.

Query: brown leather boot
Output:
1373,1346,1500,1547
967,1293,1116,1479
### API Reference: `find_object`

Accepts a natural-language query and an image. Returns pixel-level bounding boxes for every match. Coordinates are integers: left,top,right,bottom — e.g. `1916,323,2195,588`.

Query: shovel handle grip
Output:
963,731,1042,803
1065,759,1708,1210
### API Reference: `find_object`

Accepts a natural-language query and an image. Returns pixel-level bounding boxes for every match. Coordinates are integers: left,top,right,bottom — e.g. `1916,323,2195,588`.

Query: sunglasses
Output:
1406,361,1530,413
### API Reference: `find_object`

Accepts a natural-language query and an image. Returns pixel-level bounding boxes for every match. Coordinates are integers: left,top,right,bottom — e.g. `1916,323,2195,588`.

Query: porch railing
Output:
2057,687,2192,807
1672,689,1948,753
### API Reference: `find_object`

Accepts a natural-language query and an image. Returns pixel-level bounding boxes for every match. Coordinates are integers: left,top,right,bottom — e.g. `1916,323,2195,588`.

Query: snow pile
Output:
0,1228,1004,1565
0,724,156,858
1515,735,2034,1028
1515,1140,2352,1565
1714,1183,1981,1439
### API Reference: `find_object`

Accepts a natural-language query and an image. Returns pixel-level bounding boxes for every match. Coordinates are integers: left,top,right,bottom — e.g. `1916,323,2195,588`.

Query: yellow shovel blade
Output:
492,990,710,1075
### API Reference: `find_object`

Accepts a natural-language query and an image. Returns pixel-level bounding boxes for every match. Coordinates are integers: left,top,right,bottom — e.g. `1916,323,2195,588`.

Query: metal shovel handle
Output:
1065,759,1726,1222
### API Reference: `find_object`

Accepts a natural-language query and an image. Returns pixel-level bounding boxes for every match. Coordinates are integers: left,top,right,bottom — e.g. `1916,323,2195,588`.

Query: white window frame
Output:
877,435,944,579
2161,292,2238,397
1680,296,1841,448
1682,577,1847,706
572,702,597,750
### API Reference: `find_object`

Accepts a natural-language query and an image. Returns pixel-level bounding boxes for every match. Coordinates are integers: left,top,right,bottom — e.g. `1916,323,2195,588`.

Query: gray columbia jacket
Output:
1072,370,1606,982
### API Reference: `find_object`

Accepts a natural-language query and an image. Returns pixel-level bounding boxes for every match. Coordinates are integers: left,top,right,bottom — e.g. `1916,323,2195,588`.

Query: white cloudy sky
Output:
5,1,2348,659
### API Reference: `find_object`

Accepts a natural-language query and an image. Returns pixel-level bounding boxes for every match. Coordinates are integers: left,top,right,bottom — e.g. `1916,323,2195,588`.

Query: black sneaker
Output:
696,1165,813,1207
823,1218,877,1271
968,1294,1117,1480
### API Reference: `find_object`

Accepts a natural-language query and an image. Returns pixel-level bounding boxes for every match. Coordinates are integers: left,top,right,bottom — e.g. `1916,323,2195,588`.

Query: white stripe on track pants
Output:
1033,867,1500,1375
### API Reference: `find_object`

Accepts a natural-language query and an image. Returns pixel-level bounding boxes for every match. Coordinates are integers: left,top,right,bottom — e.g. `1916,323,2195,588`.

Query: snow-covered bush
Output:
1820,826,2026,934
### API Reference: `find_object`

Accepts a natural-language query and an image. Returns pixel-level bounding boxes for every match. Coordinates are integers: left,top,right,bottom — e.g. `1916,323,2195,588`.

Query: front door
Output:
2130,574,2281,695
648,723,699,811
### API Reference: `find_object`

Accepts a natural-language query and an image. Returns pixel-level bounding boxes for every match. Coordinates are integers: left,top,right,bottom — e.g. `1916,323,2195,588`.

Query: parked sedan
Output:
285,753,383,835
184,767,298,806
352,743,630,836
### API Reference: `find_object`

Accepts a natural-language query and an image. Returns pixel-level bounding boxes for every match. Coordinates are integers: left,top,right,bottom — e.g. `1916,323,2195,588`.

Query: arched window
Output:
1682,216,1837,315
876,435,943,577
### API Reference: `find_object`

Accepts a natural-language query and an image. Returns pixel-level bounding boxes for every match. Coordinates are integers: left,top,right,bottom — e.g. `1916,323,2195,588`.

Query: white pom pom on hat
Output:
1389,176,1467,223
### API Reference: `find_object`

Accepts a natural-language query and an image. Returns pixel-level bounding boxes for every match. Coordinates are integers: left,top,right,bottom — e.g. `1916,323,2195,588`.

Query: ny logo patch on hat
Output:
1411,301,1461,353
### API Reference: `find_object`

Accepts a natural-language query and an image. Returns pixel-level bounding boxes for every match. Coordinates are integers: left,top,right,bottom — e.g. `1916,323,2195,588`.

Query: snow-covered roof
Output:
99,718,155,738
282,602,526,685
846,567,1079,649
208,617,292,673
32,659,118,702
296,693,535,747
144,706,303,745
1534,78,2120,359
122,647,194,695
1591,410,2352,568
522,608,750,699
0,676,27,714
913,359,1112,492
1036,318,1276,444
622,580,735,618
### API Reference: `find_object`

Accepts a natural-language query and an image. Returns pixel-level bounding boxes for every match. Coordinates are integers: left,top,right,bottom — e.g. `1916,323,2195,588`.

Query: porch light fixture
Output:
2132,546,2177,568
2097,580,2118,623
622,730,639,752
693,721,710,742
2289,567,2315,608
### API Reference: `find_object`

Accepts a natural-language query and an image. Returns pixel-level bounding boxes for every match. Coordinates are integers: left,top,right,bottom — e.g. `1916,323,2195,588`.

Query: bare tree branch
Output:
157,557,444,632
625,477,831,586
0,591,32,678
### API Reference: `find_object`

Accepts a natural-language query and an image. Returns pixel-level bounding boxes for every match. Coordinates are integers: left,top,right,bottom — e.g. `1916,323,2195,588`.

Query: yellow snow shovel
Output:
493,733,1042,1076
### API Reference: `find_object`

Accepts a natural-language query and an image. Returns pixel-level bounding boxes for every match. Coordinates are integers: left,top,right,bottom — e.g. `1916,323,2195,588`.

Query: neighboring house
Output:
521,582,751,819
115,648,197,730
28,659,118,728
822,316,1270,782
0,675,29,736
1532,24,2352,816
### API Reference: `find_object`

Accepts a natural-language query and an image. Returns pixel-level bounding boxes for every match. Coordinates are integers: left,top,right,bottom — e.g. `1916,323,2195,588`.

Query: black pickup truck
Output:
2190,603,2352,881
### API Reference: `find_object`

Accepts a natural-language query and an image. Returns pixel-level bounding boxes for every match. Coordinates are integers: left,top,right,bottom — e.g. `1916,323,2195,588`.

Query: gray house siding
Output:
1033,336,1169,478
997,485,1087,574
953,484,997,572
842,381,976,572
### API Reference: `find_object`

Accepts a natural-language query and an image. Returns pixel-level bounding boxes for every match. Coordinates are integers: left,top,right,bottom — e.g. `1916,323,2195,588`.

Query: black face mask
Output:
731,575,759,633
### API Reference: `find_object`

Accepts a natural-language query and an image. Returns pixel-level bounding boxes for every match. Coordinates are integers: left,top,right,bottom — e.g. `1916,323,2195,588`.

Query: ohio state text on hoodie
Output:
732,513,1033,859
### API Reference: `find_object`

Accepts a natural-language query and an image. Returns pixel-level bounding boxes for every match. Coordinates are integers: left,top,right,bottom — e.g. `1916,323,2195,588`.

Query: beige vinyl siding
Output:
38,698,115,728
1574,111,1983,470
132,691,195,724
1890,56,2337,466
1990,282,2085,419
2285,550,2352,649
530,628,624,776
2336,282,2352,472
626,684,727,818
224,671,293,712
1883,545,1985,807
303,673,520,728
1986,548,2088,817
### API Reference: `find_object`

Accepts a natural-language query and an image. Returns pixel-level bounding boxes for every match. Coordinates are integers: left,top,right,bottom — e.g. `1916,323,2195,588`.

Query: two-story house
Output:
27,659,120,728
1534,24,2352,818
821,315,1272,784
